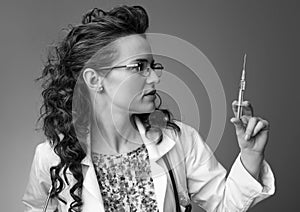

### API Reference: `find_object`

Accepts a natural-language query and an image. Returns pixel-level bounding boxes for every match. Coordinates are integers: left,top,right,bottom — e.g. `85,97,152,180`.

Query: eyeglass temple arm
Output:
98,63,139,71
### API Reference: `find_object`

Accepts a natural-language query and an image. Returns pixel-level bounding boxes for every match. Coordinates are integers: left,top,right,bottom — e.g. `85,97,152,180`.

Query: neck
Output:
90,105,143,154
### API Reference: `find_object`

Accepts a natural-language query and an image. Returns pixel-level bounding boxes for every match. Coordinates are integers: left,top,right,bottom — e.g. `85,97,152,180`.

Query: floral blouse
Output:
92,144,159,212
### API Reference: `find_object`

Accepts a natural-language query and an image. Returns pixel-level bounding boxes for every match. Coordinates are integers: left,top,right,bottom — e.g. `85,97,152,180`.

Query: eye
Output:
126,63,141,72
128,62,147,72
125,61,149,74
137,61,147,71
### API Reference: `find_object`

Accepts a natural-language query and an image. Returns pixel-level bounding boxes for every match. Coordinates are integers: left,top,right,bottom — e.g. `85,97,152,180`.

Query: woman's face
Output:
97,34,161,114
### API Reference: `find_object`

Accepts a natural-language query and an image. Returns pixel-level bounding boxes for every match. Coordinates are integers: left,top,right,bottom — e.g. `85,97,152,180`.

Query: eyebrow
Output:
131,58,155,64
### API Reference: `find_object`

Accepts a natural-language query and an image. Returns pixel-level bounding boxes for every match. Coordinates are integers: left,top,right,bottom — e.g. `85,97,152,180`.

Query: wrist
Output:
241,148,265,158
240,150,264,181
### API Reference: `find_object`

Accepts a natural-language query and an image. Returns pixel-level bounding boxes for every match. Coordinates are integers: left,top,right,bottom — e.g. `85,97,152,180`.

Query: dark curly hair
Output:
36,5,181,212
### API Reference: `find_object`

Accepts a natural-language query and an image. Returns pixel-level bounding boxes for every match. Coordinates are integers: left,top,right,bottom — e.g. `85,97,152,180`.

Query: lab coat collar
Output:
80,116,176,166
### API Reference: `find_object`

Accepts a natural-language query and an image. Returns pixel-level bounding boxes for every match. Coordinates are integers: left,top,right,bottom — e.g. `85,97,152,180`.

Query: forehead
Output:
113,34,153,64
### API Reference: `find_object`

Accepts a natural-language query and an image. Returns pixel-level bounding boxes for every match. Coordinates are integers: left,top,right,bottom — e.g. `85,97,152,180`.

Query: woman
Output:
22,5,275,212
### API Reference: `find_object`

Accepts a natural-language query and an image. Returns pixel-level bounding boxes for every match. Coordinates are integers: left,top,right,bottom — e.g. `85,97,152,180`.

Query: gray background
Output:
0,0,298,211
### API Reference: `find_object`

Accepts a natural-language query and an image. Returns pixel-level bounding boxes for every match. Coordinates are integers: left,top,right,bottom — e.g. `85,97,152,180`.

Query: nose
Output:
146,69,160,84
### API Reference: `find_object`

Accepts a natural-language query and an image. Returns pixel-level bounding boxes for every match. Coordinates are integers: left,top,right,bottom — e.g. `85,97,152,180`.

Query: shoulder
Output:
168,120,212,161
170,119,205,142
33,139,60,173
35,140,58,158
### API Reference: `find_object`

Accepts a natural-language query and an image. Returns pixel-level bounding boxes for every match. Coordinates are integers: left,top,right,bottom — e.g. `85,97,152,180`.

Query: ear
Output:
82,68,103,91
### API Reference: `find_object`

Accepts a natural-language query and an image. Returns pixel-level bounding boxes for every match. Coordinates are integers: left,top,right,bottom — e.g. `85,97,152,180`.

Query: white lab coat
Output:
22,117,275,211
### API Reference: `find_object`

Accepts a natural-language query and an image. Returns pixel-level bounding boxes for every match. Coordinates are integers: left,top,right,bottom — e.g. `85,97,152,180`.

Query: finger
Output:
240,115,250,127
230,117,245,136
232,100,254,117
257,117,270,129
232,100,253,116
252,119,270,137
245,117,259,140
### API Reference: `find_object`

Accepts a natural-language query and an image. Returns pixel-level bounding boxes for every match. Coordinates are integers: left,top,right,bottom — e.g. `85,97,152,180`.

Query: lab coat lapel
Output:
135,117,176,212
57,132,104,211
80,130,105,211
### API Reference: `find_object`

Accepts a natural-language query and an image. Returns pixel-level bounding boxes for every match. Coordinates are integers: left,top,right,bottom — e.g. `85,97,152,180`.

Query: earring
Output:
97,84,104,93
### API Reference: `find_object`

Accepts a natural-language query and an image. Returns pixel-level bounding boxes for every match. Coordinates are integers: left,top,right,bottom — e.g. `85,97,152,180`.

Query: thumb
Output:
230,117,245,134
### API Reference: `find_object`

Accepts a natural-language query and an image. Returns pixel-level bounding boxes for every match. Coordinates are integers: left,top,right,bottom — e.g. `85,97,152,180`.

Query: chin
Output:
130,103,156,114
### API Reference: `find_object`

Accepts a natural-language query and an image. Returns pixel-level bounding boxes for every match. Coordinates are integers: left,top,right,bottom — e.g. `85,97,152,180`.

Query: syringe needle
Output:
243,53,247,71
241,54,247,81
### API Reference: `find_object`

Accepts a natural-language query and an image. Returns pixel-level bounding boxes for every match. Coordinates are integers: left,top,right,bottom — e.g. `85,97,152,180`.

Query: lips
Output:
144,90,156,96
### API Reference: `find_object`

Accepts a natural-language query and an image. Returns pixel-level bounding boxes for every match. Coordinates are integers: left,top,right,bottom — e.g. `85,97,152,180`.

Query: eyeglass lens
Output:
138,61,163,77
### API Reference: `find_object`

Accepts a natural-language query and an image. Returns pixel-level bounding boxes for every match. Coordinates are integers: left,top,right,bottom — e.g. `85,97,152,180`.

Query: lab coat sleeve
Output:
22,142,59,212
184,126,275,212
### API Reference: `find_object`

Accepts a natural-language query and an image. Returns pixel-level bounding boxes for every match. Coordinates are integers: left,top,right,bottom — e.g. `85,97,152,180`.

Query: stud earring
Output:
97,84,104,93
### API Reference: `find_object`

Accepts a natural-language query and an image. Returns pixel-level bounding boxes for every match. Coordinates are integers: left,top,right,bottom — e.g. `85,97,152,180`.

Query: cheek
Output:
112,76,145,105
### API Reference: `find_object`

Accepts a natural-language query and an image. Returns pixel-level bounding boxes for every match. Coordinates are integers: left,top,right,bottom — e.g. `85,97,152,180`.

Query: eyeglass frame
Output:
97,60,164,77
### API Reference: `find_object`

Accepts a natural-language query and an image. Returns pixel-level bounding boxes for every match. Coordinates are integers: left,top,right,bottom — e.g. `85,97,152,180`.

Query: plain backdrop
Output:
0,0,299,211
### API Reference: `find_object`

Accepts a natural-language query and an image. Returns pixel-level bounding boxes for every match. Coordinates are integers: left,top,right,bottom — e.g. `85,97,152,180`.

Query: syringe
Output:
236,54,247,119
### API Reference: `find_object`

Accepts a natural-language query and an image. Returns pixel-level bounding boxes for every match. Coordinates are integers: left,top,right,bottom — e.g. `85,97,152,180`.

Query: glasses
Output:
99,60,164,77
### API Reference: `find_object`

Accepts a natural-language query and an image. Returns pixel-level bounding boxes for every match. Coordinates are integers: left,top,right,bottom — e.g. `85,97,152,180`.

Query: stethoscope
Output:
42,185,53,212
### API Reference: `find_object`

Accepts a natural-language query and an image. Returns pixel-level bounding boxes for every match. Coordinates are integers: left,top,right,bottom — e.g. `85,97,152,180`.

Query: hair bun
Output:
82,8,107,24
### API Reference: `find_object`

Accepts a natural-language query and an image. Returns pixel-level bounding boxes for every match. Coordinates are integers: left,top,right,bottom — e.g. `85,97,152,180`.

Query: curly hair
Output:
36,5,181,211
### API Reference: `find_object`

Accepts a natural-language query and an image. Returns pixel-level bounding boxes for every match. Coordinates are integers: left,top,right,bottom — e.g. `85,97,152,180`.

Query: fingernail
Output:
231,118,237,123
244,134,249,141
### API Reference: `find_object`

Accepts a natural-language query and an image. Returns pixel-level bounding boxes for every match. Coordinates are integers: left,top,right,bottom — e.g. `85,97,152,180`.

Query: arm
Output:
185,127,275,212
22,142,59,212
240,150,263,182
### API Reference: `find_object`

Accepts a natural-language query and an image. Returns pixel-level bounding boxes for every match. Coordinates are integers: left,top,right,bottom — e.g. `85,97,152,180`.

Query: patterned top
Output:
92,144,159,212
